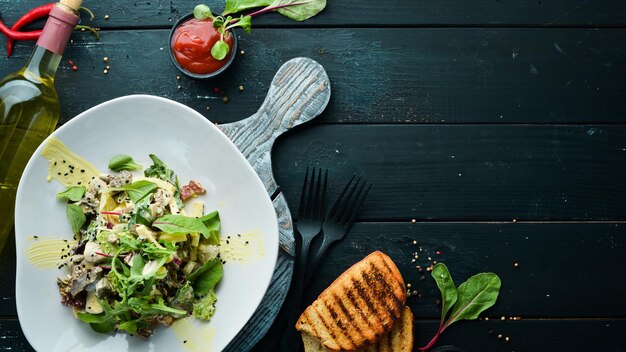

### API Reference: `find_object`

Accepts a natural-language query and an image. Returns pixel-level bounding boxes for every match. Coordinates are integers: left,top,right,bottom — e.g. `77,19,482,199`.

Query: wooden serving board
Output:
218,58,331,351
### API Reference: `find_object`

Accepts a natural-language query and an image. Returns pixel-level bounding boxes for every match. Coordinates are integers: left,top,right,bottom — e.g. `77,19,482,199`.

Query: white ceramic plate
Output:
14,95,279,351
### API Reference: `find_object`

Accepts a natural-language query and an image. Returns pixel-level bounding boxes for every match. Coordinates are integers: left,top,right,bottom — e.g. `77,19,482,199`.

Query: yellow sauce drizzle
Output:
41,137,101,187
172,317,215,351
26,236,77,269
219,231,265,264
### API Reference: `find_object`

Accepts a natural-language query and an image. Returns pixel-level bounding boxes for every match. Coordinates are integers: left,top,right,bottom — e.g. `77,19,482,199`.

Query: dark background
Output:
1,0,626,351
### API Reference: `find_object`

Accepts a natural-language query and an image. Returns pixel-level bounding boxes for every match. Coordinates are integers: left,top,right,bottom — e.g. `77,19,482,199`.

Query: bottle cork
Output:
58,0,83,13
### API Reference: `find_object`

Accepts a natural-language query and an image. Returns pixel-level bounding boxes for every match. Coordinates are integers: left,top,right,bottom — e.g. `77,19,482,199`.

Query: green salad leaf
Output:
188,258,223,295
446,272,501,325
110,180,157,204
194,4,214,19
222,0,271,15
56,186,85,202
66,204,86,235
211,40,230,60
108,155,143,172
144,154,175,184
432,263,458,325
271,0,326,21
198,211,221,243
153,214,210,237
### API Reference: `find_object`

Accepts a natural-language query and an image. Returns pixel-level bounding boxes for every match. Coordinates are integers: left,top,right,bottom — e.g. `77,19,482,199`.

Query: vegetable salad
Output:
55,154,223,337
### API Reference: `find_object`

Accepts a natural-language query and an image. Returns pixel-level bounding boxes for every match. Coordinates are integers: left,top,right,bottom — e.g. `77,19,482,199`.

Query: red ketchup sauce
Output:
171,18,234,74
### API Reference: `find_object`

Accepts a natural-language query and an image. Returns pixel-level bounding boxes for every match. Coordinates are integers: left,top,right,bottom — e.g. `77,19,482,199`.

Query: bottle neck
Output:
24,4,79,81
24,46,62,81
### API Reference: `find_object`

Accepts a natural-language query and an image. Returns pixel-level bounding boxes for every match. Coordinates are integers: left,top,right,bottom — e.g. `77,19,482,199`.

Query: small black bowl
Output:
168,12,238,79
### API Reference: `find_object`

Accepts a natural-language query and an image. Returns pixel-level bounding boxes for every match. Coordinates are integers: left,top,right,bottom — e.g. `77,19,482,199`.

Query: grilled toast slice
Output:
296,251,406,351
302,306,414,352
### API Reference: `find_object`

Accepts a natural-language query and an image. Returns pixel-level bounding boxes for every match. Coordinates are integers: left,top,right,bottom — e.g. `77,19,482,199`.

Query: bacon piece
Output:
180,180,206,201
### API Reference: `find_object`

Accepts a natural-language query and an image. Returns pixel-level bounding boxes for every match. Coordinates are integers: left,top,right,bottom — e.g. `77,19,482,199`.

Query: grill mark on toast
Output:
326,293,366,347
379,257,405,299
323,297,357,349
361,270,395,327
352,277,383,323
344,288,378,344
370,262,404,315
313,302,337,348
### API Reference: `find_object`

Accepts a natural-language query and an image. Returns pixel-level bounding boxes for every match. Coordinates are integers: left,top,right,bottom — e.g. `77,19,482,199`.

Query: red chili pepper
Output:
7,3,55,57
0,18,41,40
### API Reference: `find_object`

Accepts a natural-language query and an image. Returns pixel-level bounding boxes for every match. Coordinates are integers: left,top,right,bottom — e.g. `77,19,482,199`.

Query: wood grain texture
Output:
2,0,626,27
1,317,624,352
273,124,626,221
0,28,624,125
219,57,331,197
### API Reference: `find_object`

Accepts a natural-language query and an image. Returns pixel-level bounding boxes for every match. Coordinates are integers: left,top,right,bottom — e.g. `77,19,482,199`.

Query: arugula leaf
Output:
271,0,325,21
144,154,175,184
192,289,218,320
66,204,86,235
432,263,458,325
110,180,157,204
198,211,220,243
445,272,501,326
188,258,223,295
56,186,85,202
153,214,210,237
223,0,271,15
108,155,143,172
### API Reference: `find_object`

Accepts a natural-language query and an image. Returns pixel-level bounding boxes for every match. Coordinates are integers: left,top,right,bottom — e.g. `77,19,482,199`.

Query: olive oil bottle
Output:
0,0,83,253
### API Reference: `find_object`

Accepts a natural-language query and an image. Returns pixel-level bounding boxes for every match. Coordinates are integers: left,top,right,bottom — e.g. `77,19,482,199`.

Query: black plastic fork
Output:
281,167,327,351
305,175,370,285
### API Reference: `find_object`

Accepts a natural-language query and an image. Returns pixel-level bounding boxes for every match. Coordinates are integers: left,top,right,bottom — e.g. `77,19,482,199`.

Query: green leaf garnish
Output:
108,155,143,172
66,204,86,235
153,214,211,237
211,40,230,60
56,186,86,202
418,264,501,351
110,180,157,204
193,4,214,19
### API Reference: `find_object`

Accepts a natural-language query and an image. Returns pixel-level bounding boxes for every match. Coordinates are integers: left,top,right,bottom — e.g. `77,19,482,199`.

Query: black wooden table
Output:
2,1,626,351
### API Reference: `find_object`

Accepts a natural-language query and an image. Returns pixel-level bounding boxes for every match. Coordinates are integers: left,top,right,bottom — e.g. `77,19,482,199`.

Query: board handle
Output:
219,57,331,196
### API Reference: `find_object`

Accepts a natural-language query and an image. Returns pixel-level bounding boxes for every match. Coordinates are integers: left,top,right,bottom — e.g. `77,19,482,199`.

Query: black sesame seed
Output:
54,162,57,166
64,173,68,176
62,160,66,163
58,172,61,176
77,182,81,185
183,340,187,344
226,240,229,244
34,236,39,239
245,241,249,244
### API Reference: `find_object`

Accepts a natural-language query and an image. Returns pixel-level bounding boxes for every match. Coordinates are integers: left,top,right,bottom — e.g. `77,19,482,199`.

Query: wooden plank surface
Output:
274,124,626,221
2,0,626,27
3,222,624,318
1,28,625,125
1,318,624,352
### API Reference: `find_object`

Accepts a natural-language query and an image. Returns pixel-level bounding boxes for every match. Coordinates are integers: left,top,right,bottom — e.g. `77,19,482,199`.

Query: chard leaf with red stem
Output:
419,264,501,351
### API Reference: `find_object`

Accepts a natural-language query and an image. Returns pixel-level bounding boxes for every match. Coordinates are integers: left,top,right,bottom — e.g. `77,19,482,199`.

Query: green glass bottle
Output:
0,0,82,253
